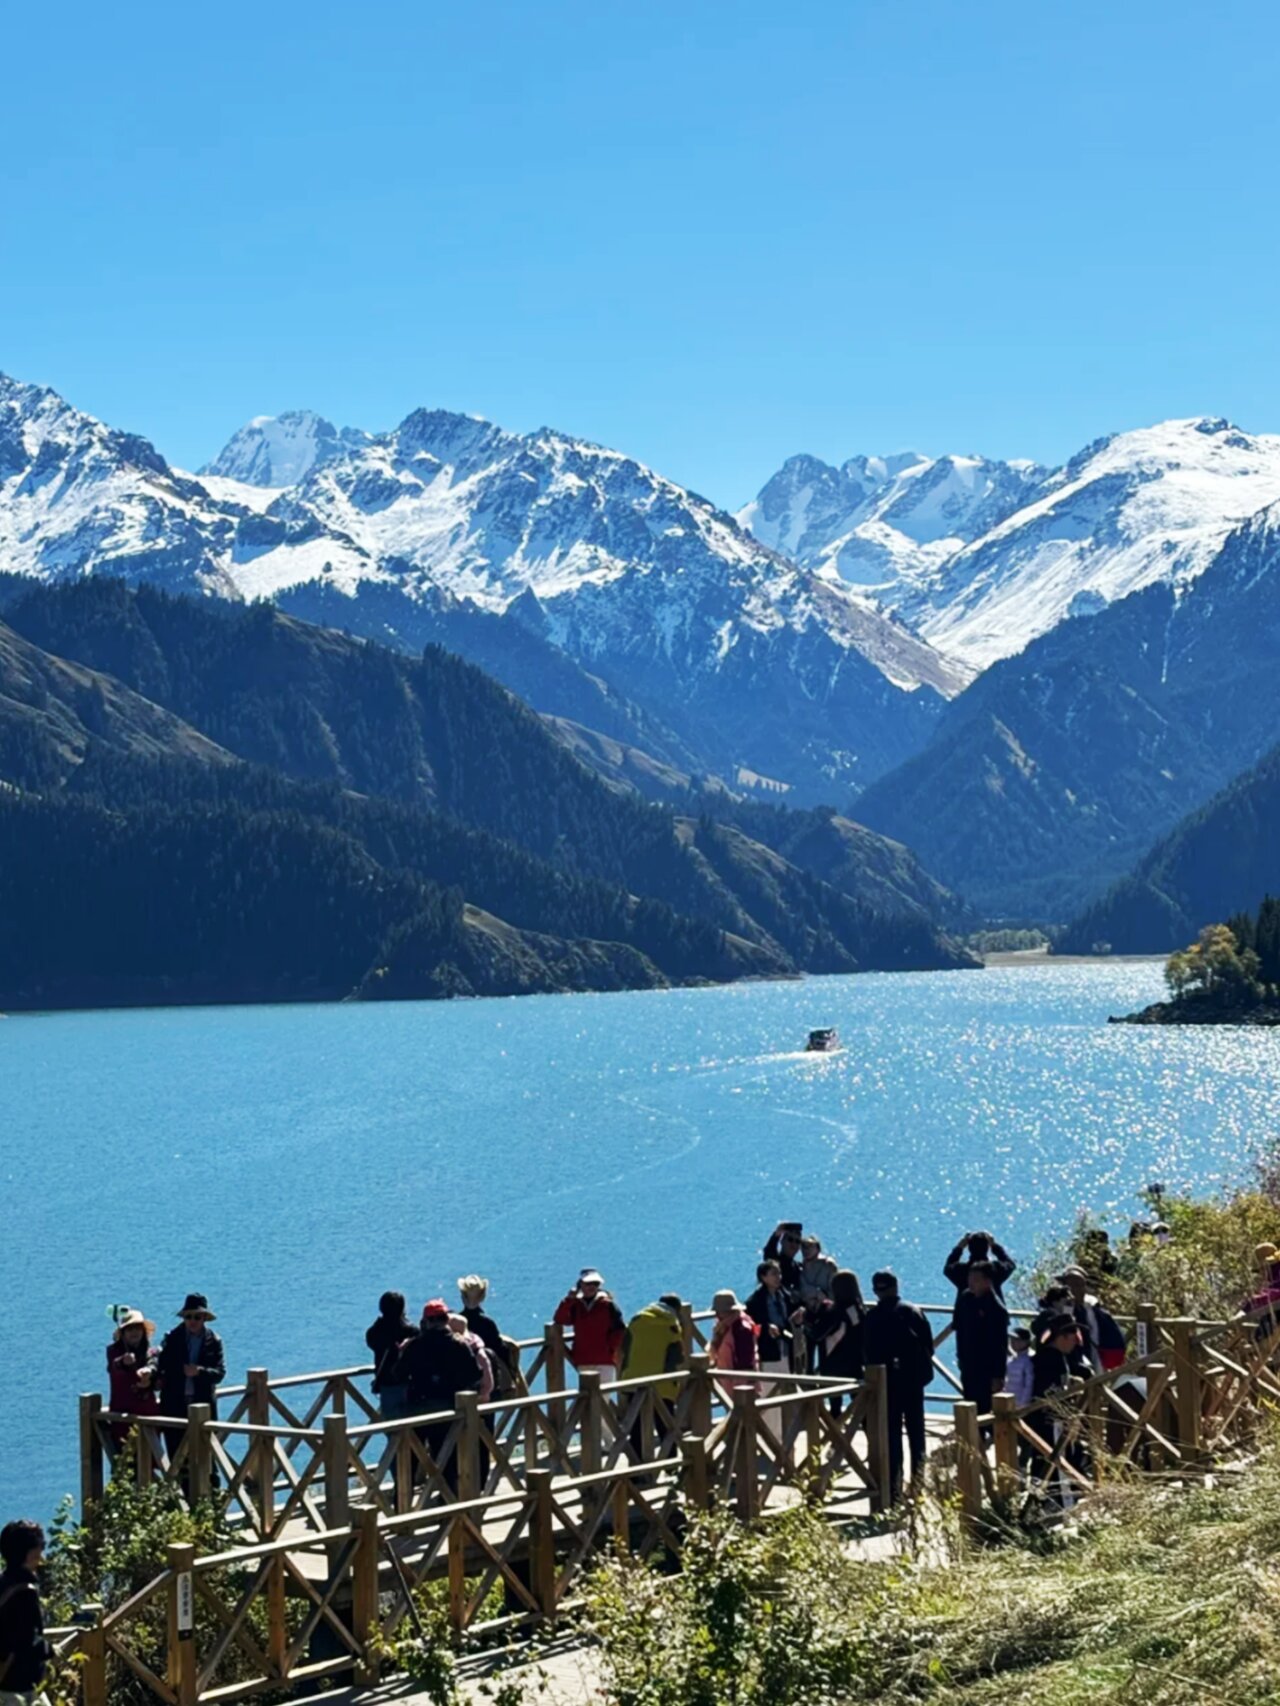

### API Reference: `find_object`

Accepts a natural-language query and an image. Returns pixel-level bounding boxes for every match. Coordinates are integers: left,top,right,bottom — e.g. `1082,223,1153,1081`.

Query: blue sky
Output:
4,1,1279,504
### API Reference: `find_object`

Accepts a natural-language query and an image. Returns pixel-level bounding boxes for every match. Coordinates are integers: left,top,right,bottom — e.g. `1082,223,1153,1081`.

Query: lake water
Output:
4,960,1280,1519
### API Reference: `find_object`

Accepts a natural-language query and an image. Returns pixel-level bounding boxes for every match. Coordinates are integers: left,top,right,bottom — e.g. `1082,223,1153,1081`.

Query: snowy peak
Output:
919,416,1280,667
738,447,1040,594
202,410,371,488
742,416,1280,669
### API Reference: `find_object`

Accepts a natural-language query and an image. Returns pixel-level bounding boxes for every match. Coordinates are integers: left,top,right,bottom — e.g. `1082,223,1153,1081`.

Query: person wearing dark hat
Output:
155,1294,226,1486
390,1300,484,1492
619,1294,686,1463
863,1270,934,1501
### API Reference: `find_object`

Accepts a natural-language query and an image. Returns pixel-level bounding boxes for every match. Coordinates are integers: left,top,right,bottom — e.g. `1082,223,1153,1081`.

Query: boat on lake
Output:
806,1027,840,1053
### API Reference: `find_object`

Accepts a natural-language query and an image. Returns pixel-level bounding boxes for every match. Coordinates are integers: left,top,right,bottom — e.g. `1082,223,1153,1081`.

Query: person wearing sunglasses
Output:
155,1293,227,1487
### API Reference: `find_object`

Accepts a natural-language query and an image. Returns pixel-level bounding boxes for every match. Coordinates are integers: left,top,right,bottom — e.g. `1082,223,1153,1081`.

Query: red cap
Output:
422,1298,449,1320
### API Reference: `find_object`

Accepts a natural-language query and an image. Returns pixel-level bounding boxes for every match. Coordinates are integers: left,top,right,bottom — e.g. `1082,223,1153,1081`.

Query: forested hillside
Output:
0,581,973,1009
1061,742,1280,953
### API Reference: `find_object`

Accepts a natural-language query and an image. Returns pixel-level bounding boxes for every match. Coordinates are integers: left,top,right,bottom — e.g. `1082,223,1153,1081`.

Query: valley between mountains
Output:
3,369,1280,1006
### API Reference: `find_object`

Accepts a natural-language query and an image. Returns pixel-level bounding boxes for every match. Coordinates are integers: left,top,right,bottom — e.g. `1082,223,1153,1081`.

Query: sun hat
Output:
422,1298,449,1320
711,1289,740,1314
579,1268,604,1285
457,1275,488,1298
177,1293,216,1321
118,1309,156,1334
1255,1243,1277,1262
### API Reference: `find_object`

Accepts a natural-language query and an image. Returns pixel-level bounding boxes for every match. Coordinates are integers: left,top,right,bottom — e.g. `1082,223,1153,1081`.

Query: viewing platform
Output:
55,1300,1280,1706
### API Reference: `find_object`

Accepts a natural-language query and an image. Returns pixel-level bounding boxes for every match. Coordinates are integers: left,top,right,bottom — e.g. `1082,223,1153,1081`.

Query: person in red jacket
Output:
554,1268,625,1383
106,1309,160,1448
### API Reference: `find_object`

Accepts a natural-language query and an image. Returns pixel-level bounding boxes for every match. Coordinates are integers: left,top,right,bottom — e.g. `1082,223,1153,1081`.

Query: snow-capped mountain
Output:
0,373,967,801
200,410,371,488
743,418,1280,669
738,451,1041,596
913,418,1280,667
0,372,237,591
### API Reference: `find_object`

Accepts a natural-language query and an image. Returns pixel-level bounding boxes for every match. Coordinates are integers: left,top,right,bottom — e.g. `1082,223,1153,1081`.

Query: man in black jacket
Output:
953,1260,1010,1411
944,1230,1016,1305
1030,1313,1095,1503
864,1270,934,1501
155,1293,227,1486
392,1299,484,1492
0,1519,49,1703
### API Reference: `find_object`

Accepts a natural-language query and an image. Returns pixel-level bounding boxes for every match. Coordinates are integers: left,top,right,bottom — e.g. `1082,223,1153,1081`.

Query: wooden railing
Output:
66,1362,889,1705
64,1299,1280,1704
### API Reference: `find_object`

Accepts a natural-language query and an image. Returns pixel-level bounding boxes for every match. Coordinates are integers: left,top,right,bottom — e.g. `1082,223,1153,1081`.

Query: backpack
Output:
491,1336,519,1396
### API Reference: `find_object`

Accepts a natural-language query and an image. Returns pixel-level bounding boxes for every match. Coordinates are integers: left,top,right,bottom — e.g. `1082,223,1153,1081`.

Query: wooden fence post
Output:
1135,1301,1157,1361
527,1469,557,1623
167,1542,198,1706
186,1403,212,1506
353,1506,381,1683
686,1353,713,1438
78,1603,107,1706
1084,1377,1106,1479
733,1387,760,1522
455,1391,481,1501
954,1402,983,1535
544,1324,567,1437
1145,1362,1171,1470
80,1394,105,1509
863,1364,892,1513
1172,1319,1203,1465
802,1391,823,1494
681,1433,710,1511
679,1302,696,1356
323,1412,351,1536
992,1392,1019,1500
247,1368,273,1533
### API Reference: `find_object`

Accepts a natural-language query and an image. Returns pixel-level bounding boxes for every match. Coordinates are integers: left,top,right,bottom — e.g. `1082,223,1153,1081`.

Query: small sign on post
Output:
177,1571,194,1640
1136,1321,1149,1358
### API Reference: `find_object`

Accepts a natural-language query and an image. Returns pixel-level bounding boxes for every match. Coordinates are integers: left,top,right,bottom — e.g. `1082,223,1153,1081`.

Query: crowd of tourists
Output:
0,1218,1200,1701
87,1224,1152,1506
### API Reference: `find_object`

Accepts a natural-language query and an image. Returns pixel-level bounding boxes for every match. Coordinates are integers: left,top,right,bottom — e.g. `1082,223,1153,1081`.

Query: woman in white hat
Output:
106,1307,159,1448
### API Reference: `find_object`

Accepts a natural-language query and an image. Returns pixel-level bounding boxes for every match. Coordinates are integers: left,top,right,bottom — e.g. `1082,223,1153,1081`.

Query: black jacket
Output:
812,1300,866,1380
392,1326,483,1413
366,1317,418,1393
745,1284,795,1366
462,1306,505,1364
156,1323,226,1416
0,1567,48,1693
1032,1342,1094,1401
953,1289,1010,1382
944,1240,1016,1305
863,1298,934,1389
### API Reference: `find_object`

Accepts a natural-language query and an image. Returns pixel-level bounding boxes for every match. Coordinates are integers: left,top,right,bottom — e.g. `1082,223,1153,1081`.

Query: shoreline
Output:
982,950,1166,968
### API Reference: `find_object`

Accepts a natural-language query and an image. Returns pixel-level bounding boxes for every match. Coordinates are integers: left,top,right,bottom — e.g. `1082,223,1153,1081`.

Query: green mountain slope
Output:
0,580,973,1007
1060,742,1280,953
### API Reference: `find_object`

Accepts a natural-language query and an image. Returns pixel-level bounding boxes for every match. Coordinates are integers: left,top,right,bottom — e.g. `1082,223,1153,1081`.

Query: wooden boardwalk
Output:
57,1301,1280,1706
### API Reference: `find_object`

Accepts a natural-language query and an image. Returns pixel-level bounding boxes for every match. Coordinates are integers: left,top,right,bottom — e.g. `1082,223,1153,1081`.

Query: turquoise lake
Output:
4,960,1280,1519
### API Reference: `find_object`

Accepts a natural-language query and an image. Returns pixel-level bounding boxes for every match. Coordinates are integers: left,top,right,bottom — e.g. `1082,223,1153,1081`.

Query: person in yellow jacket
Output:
620,1293,686,1463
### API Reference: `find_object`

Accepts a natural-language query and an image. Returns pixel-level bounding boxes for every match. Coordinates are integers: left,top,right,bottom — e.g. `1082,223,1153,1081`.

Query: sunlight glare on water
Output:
3,960,1279,1514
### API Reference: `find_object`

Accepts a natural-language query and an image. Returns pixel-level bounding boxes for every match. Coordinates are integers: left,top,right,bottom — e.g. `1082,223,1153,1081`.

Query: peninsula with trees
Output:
1115,897,1280,1025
